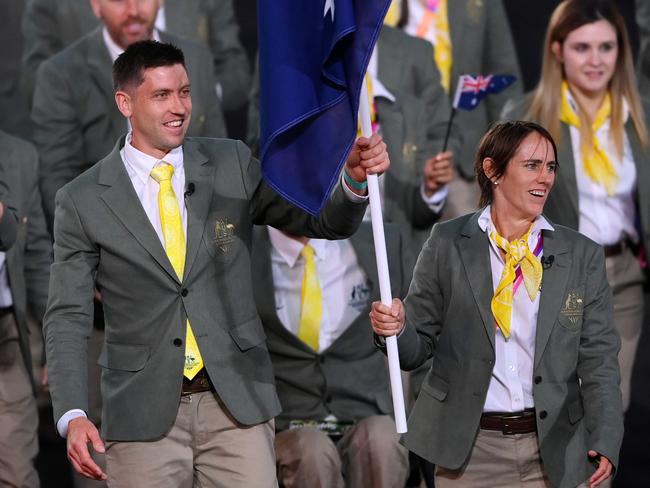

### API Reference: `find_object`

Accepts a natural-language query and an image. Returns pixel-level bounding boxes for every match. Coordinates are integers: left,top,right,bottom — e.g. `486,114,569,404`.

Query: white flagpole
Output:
358,76,407,434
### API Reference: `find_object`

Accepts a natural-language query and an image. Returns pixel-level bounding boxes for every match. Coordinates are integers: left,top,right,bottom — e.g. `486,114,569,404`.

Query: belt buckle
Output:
499,412,525,435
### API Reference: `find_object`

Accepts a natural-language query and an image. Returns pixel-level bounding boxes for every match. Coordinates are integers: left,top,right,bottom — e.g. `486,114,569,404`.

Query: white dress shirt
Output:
268,227,369,352
478,206,554,413
565,93,638,246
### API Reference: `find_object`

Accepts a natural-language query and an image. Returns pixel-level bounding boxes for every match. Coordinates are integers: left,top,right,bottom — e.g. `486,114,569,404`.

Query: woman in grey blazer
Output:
502,0,649,413
371,121,622,488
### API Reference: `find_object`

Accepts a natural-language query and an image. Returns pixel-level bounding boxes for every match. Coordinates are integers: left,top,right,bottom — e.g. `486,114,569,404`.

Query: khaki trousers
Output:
105,391,277,488
605,247,644,411
435,429,611,488
0,311,39,488
275,415,409,488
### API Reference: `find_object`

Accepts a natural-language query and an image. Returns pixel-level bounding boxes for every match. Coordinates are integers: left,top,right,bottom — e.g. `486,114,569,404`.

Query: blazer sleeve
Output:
23,151,53,322
44,187,99,423
0,177,18,251
577,244,624,470
237,141,367,239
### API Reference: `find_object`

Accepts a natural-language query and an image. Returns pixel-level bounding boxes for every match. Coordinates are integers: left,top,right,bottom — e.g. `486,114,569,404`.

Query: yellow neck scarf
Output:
490,224,543,340
559,81,617,196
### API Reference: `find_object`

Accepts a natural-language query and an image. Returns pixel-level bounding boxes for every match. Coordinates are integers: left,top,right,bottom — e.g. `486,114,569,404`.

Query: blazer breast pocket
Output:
203,216,240,262
557,287,584,331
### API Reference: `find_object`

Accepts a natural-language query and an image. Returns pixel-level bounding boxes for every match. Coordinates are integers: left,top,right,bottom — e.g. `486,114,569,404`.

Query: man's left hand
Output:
344,134,389,187
588,450,613,487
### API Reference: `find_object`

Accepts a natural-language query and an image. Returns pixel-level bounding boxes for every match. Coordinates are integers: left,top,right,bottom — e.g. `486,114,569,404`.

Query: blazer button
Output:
173,338,183,347
181,289,188,297
325,395,333,403
534,376,542,384
539,410,548,419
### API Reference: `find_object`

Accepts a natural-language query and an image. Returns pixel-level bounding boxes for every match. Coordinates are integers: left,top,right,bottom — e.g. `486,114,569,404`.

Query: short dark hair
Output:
474,121,559,207
113,40,186,92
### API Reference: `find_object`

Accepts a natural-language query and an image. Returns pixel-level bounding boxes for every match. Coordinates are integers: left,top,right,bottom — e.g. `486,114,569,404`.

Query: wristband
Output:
343,171,368,190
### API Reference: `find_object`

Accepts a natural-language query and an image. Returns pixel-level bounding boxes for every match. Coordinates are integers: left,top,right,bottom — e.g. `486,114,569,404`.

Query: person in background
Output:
371,121,622,488
0,131,52,488
251,222,410,488
22,0,250,113
503,0,649,412
400,0,523,219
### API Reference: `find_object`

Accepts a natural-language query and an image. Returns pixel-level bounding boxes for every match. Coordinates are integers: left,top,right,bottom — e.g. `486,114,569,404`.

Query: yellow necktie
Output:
298,244,322,351
416,0,452,93
490,224,543,340
150,163,204,380
559,81,617,195
384,0,401,26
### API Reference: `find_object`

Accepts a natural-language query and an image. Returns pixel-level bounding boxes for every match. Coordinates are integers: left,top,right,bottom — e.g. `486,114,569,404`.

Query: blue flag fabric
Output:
258,0,391,215
452,74,517,111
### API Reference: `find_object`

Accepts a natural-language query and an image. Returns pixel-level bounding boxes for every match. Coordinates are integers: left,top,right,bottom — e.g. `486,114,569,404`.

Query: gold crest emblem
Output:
560,291,584,325
213,219,236,254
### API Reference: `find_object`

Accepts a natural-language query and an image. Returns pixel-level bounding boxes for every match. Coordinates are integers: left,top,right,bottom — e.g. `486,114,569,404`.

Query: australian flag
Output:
257,0,391,215
453,74,517,111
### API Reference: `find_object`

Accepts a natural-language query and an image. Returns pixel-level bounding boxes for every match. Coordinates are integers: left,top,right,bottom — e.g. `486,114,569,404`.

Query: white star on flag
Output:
324,0,335,20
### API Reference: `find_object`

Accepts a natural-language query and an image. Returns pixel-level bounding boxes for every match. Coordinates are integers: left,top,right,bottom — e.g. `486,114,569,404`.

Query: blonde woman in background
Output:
503,0,650,412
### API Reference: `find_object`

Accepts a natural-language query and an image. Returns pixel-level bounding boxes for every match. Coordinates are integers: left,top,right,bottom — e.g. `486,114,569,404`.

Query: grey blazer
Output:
32,27,226,230
251,222,408,430
443,0,523,179
0,131,52,390
385,212,623,488
44,136,368,442
21,0,250,109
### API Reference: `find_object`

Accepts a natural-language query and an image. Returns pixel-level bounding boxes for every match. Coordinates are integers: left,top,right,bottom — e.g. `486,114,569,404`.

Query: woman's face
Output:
489,132,557,221
555,20,618,97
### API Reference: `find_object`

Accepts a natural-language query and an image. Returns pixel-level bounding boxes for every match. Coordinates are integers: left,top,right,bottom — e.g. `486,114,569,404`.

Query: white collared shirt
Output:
120,134,187,243
478,206,554,412
565,92,638,246
268,227,369,352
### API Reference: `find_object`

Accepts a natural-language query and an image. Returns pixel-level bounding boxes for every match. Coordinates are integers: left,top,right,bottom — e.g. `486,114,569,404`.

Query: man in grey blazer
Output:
371,121,622,488
44,40,390,485
22,0,250,111
0,130,52,488
32,0,227,232
251,222,409,487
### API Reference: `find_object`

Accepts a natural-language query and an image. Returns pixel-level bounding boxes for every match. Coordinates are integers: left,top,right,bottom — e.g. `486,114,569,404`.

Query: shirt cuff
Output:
341,172,369,203
57,409,88,438
215,82,223,100
420,183,448,213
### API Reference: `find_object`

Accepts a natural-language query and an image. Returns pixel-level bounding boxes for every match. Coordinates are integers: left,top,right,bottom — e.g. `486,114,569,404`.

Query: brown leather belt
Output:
480,409,537,435
603,239,636,258
0,306,14,317
181,369,213,395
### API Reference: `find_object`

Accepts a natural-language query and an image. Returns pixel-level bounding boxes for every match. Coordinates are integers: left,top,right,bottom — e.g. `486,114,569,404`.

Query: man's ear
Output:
482,157,498,183
551,41,563,63
115,90,133,119
89,0,102,19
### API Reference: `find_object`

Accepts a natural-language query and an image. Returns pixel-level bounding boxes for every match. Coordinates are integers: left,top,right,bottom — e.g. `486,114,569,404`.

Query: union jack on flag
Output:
452,74,517,110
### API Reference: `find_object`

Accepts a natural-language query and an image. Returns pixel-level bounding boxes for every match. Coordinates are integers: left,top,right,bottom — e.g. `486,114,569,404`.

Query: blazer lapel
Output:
457,213,495,349
556,124,580,224
447,0,464,86
534,227,571,368
98,140,180,283
85,28,126,136
181,140,213,280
